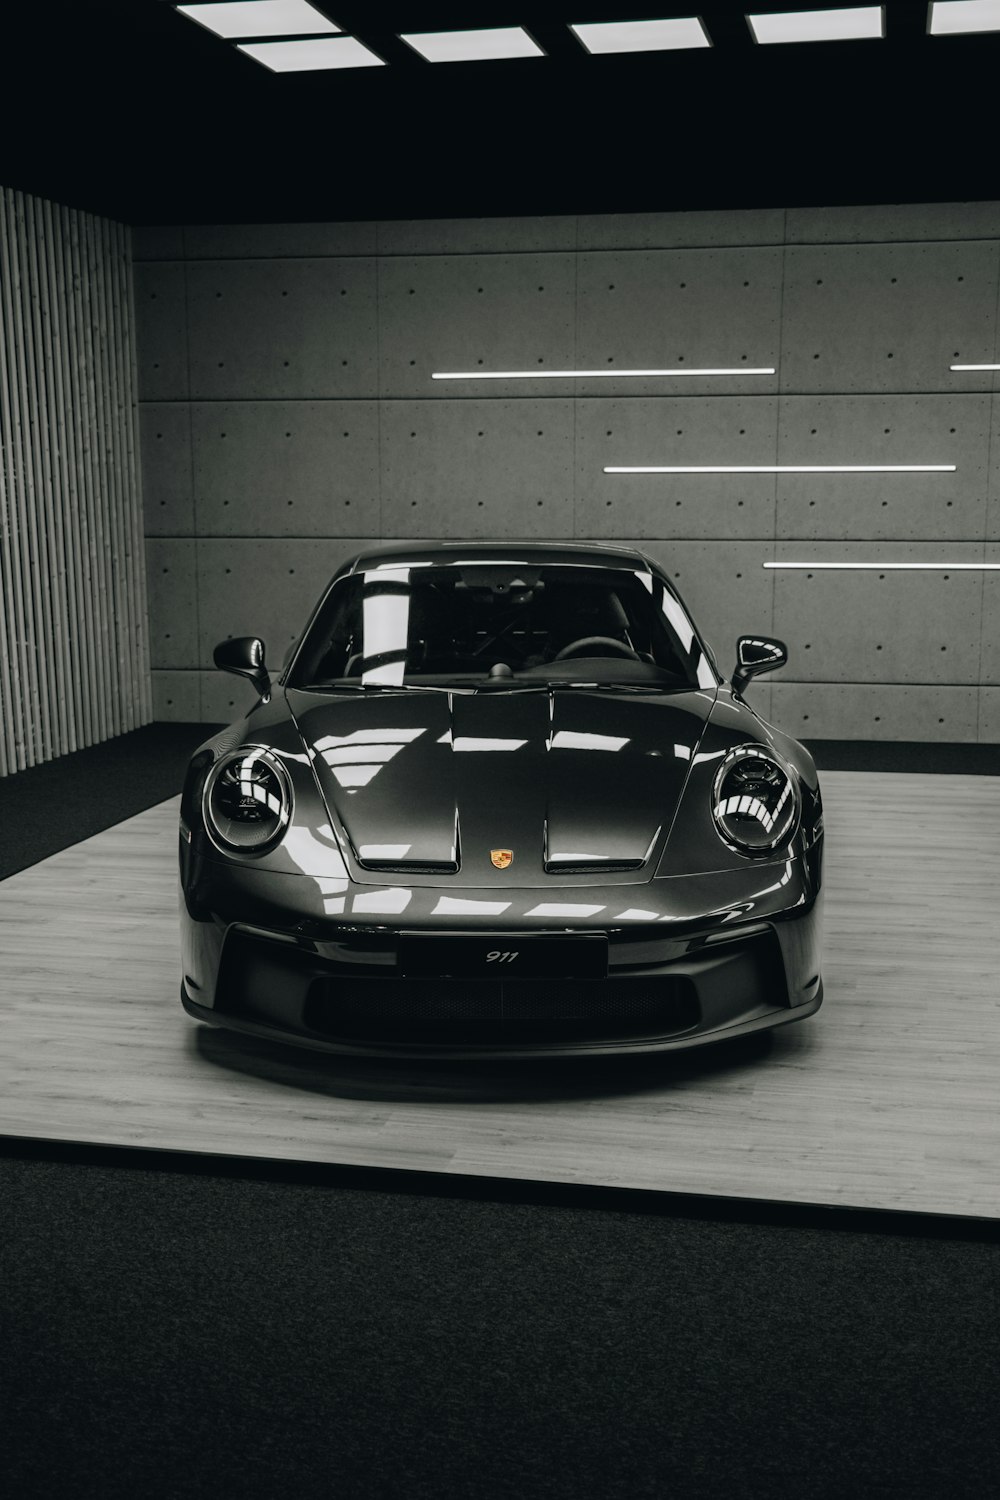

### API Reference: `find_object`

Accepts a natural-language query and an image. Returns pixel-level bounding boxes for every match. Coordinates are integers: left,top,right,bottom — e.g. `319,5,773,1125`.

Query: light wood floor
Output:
1,773,998,1219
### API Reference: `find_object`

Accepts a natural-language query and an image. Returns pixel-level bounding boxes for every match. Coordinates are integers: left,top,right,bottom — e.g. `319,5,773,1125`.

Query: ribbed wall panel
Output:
0,187,150,775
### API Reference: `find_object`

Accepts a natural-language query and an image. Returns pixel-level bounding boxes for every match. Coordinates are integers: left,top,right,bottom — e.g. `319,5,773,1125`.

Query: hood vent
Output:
359,858,459,875
544,857,645,875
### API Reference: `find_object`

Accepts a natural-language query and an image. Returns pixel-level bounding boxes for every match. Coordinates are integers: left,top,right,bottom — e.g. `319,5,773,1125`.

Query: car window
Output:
289,563,715,690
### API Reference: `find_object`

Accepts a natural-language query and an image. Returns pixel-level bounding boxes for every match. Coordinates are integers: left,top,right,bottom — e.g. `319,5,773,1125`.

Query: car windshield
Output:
288,562,717,691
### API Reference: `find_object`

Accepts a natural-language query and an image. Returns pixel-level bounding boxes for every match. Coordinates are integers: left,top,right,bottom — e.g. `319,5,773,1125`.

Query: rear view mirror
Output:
732,636,787,695
213,636,270,699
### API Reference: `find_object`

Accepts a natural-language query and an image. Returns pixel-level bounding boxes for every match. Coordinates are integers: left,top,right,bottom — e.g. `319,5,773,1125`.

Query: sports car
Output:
179,541,824,1058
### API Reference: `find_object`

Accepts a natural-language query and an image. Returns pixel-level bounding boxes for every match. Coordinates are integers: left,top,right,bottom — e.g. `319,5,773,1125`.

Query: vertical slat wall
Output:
0,186,151,776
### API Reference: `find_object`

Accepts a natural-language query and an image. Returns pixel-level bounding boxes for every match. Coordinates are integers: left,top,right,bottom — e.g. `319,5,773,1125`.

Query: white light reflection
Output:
358,844,412,859
282,821,348,879
524,902,607,917
332,765,381,788
550,730,629,752
614,908,660,921
451,737,528,752
314,729,425,749
362,567,409,686
321,744,401,765
430,897,513,916
674,744,691,760
315,727,426,792
950,363,1000,371
352,888,413,915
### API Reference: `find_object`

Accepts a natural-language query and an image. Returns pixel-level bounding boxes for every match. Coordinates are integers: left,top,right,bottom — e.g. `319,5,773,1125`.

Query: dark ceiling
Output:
2,2,998,226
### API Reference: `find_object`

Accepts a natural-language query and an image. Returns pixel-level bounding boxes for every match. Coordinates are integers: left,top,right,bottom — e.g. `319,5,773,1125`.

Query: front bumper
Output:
179,846,823,1059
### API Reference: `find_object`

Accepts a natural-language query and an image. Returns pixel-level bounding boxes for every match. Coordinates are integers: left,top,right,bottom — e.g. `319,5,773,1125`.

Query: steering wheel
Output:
553,635,640,662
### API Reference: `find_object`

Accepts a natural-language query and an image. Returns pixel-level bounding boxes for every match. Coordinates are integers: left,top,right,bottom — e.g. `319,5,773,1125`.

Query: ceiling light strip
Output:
951,363,1000,370
929,1,1000,36
604,464,956,474
432,368,776,380
763,562,1000,570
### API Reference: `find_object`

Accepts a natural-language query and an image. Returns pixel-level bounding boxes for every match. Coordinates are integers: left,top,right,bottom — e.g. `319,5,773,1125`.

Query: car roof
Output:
347,541,651,574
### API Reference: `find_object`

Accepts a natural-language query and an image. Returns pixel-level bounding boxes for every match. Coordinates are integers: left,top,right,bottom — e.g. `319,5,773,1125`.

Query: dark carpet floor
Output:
1,725,998,1497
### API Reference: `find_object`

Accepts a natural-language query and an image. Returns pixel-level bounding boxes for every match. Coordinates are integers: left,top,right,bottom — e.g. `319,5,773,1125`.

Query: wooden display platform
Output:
1,772,997,1219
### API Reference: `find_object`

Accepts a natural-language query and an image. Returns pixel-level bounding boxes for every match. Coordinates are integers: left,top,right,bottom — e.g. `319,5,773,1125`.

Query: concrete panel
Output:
195,537,379,668
975,688,1000,742
637,540,775,669
200,669,259,725
771,541,984,684
576,396,778,539
133,262,188,401
378,253,576,399
787,202,1000,245
131,225,184,261
376,217,577,256
184,222,377,259
191,401,379,537
380,399,573,539
145,539,199,669
973,542,1000,684
151,670,201,721
780,242,999,393
575,248,782,398
770,683,979,742
139,403,193,537
185,258,378,400
775,395,990,541
986,396,1000,539
577,209,785,251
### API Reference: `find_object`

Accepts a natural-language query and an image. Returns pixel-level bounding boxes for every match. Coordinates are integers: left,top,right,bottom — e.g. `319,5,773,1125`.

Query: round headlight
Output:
712,744,800,857
202,747,292,855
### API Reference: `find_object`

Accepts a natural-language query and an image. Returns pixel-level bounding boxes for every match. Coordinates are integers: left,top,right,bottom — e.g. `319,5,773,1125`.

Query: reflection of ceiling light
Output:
524,903,607,917
748,7,885,44
614,908,661,920
570,17,711,53
432,368,775,380
237,36,384,69
550,730,629,751
352,888,413,914
606,464,955,473
400,27,544,62
929,1,1000,35
452,737,528,752
951,362,1000,370
330,764,382,787
764,561,1000,569
358,844,411,859
176,0,340,38
431,897,513,915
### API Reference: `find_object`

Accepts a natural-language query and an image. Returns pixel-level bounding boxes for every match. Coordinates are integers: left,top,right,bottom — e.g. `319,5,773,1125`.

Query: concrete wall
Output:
133,203,1000,739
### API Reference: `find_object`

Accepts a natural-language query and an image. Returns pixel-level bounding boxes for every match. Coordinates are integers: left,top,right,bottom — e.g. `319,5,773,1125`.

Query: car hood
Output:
287,685,717,887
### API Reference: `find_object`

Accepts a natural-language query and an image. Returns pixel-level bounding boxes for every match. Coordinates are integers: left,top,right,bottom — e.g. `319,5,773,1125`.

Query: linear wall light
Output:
951,362,1000,370
236,36,385,69
747,6,885,44
400,28,544,62
175,0,339,38
929,1,1000,34
763,561,1000,570
432,367,776,380
570,18,711,53
604,464,956,474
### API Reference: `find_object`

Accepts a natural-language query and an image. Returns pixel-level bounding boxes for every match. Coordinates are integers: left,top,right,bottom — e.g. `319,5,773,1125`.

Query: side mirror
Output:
213,636,270,699
732,635,787,695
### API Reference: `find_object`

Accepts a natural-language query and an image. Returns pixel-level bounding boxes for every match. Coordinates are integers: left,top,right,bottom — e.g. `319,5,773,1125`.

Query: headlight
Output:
202,747,292,855
712,744,800,857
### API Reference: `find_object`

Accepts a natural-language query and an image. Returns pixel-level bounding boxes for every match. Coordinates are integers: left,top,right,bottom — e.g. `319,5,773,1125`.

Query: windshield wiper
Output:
297,681,447,693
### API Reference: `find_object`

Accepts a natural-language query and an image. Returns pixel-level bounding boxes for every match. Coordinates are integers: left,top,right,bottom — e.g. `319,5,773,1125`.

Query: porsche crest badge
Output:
490,848,514,869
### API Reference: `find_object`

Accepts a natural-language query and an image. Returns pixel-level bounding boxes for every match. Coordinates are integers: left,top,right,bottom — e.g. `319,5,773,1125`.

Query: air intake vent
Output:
544,859,644,875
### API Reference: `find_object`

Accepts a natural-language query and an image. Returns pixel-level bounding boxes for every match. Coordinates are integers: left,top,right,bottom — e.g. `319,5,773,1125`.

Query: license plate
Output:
398,933,608,980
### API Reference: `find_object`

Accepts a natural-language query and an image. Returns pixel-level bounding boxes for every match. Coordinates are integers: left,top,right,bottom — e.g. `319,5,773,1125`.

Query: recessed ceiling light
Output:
764,561,1000,569
951,362,1000,369
432,367,775,379
747,6,885,44
176,1,340,40
399,27,545,63
929,0,1000,34
569,17,711,53
605,464,954,473
236,35,384,69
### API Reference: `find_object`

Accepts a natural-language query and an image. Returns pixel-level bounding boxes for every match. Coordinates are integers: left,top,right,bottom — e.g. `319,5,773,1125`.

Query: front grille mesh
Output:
301,975,700,1043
